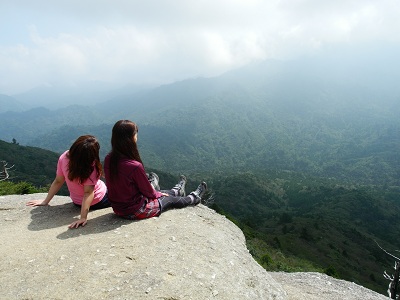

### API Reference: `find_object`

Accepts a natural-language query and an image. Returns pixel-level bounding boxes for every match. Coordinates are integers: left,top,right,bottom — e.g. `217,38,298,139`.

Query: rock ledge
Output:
0,194,388,300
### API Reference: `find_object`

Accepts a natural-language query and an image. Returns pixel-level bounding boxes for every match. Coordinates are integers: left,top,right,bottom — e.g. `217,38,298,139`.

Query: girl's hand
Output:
68,218,87,229
26,200,48,207
161,193,169,196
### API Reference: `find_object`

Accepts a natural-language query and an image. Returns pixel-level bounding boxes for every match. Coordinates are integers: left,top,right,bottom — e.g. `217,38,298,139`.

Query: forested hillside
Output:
1,57,399,186
0,140,65,195
0,139,59,186
209,171,400,294
0,55,399,295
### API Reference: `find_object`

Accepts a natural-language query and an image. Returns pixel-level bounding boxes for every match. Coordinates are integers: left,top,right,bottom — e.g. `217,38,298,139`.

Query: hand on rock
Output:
26,200,48,207
68,218,87,229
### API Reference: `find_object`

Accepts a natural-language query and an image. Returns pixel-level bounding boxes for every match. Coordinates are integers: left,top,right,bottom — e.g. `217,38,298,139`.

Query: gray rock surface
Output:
270,272,388,300
0,194,389,300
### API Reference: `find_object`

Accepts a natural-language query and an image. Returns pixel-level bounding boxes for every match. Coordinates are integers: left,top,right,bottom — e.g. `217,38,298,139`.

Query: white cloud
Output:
0,0,400,95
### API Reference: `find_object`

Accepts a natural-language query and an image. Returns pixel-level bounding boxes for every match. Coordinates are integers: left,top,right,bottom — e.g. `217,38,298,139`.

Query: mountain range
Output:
1,54,399,186
1,52,400,295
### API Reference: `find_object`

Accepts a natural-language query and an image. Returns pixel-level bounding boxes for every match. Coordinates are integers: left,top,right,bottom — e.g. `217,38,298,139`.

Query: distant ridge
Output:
0,94,24,113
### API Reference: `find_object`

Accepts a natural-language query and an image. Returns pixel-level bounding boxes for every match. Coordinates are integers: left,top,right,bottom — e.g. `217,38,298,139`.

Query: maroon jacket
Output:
104,154,163,216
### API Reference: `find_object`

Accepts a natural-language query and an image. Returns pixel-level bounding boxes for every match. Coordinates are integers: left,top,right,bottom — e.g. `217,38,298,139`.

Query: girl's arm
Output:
68,185,95,229
26,175,65,206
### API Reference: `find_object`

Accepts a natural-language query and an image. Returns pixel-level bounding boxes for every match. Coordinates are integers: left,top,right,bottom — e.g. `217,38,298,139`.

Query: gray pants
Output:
158,189,199,212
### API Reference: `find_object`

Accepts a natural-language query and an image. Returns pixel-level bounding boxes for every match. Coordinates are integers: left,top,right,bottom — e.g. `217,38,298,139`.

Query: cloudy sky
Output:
1,0,400,95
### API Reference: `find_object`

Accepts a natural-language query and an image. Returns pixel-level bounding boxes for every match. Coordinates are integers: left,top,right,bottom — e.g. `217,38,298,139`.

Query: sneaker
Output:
190,181,207,201
173,175,187,196
148,172,160,190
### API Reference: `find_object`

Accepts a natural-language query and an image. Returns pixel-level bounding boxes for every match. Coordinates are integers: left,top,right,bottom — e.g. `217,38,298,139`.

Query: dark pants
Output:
74,193,111,210
158,189,199,213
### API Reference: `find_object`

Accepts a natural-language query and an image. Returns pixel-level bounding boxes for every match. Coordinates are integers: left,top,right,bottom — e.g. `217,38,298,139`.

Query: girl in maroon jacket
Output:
104,119,207,220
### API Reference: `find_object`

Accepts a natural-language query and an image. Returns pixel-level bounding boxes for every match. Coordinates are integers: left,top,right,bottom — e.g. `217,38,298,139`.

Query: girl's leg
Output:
147,172,160,190
158,181,207,213
158,194,200,212
171,175,186,196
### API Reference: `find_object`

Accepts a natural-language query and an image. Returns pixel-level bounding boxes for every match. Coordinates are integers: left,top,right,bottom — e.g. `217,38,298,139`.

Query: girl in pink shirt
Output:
26,135,110,228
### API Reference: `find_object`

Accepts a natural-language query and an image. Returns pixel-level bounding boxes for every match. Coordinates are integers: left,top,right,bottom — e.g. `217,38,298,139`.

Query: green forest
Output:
0,140,65,195
208,171,400,294
1,58,399,295
1,136,399,295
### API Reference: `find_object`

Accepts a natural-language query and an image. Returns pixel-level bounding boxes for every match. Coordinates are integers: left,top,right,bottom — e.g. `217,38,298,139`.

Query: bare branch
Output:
0,160,15,182
201,191,215,206
375,240,400,261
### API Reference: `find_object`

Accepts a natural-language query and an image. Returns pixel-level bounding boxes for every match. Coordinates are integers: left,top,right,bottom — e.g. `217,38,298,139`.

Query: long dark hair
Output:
67,135,102,184
109,120,143,181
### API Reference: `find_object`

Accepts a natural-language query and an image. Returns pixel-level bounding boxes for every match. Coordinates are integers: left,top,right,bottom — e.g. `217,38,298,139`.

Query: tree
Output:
385,262,400,300
0,161,14,181
376,241,400,299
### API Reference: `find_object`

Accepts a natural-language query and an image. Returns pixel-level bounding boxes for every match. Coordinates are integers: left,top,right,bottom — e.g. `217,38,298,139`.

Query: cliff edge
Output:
0,194,388,300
